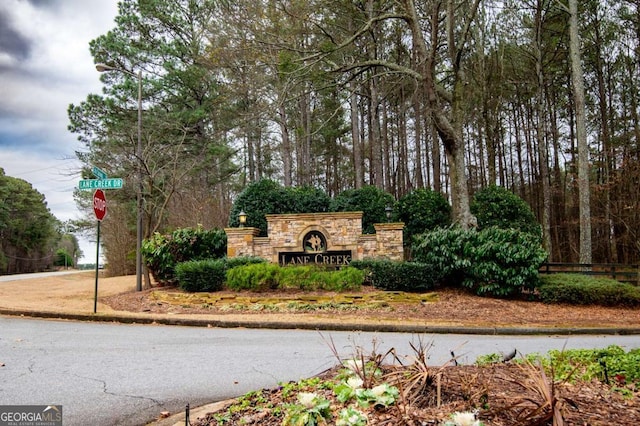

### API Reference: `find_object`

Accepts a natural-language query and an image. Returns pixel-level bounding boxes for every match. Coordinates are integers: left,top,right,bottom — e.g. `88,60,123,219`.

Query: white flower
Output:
346,377,364,389
297,392,317,408
371,384,388,397
336,407,368,426
449,411,482,426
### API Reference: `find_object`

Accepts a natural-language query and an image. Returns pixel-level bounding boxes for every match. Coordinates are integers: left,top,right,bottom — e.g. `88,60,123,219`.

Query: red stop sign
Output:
93,189,107,221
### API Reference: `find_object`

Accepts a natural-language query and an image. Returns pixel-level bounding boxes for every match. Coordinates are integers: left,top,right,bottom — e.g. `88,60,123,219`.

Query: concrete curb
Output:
2,308,639,336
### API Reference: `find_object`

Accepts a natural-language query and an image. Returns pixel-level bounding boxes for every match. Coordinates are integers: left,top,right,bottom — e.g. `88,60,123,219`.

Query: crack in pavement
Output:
73,374,165,406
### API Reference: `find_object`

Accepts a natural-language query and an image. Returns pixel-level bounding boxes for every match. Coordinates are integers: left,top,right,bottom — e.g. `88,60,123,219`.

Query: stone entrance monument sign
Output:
225,212,403,265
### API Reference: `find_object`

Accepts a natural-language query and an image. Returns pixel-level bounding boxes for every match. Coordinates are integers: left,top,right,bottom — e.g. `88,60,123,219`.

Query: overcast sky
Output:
0,0,119,261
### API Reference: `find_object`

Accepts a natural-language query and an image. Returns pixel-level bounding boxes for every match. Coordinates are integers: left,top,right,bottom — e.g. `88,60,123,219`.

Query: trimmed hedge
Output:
225,263,363,292
538,274,640,307
175,256,268,292
225,256,268,269
350,259,439,292
225,262,281,291
175,259,227,292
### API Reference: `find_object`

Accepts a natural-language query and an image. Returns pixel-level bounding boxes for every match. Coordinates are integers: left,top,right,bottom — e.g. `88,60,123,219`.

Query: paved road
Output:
0,270,87,282
1,316,639,426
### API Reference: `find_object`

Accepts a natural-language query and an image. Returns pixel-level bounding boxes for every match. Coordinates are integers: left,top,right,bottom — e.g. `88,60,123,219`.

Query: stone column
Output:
373,223,405,261
224,227,260,258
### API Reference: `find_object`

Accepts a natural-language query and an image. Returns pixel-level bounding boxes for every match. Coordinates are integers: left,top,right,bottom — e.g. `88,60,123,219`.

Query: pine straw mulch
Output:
102,286,640,330
190,361,640,425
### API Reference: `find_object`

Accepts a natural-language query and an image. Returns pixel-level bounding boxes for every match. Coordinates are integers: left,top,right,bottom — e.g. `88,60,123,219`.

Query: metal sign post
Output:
94,220,101,314
93,190,107,313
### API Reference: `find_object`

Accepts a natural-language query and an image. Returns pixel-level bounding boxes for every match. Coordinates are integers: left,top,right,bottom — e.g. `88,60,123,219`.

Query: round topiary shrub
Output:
397,188,451,244
470,185,541,237
330,186,395,234
228,179,289,235
229,180,330,236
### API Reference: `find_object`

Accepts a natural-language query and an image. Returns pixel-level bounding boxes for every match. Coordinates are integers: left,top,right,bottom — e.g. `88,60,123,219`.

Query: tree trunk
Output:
278,103,292,187
534,1,553,256
404,0,478,229
350,80,364,189
569,0,592,265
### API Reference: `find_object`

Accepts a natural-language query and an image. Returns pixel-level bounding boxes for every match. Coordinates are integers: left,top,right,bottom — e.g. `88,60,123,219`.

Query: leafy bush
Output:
531,345,640,386
396,188,451,244
537,274,640,307
348,259,379,285
226,263,363,292
225,256,267,270
226,262,281,291
286,185,331,214
228,179,289,235
471,185,541,236
141,227,227,285
228,179,331,236
464,227,548,297
330,186,395,234
410,227,469,286
175,259,227,292
350,259,439,292
278,266,363,292
412,227,548,297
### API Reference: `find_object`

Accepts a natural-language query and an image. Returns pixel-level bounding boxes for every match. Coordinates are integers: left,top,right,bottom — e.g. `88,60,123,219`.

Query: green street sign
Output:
92,166,108,179
78,178,124,190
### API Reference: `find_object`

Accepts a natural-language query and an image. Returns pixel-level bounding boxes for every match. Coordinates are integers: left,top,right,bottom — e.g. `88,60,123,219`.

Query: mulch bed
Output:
190,363,640,425
102,286,640,329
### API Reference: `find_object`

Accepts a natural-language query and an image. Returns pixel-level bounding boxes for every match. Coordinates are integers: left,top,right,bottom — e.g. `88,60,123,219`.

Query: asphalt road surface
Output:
1,316,639,425
0,270,86,282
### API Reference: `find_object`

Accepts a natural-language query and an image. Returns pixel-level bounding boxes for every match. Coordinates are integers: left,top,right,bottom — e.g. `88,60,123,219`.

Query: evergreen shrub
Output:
396,188,451,244
175,259,227,292
538,274,640,307
349,259,379,285
225,256,267,269
410,227,469,285
228,179,330,236
226,262,281,291
465,227,547,297
141,227,227,285
412,226,548,297
330,186,395,234
471,185,541,236
350,259,438,292
225,263,363,292
277,265,363,292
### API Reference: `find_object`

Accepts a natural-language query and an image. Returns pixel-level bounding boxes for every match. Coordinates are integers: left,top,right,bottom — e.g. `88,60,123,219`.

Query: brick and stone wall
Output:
225,212,404,264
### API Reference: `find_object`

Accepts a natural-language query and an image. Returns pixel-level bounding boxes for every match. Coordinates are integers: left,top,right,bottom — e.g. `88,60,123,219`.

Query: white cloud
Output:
0,0,119,262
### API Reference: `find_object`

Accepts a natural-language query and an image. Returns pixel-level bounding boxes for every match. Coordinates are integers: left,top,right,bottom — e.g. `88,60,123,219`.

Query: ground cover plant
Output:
538,273,640,307
191,343,640,425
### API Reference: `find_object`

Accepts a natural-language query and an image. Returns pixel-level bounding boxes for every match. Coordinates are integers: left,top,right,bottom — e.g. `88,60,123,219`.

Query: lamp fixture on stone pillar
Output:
238,210,247,228
385,205,393,222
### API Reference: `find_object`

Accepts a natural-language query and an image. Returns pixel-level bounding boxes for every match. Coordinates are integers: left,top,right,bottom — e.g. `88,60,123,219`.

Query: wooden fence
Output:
539,263,640,285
